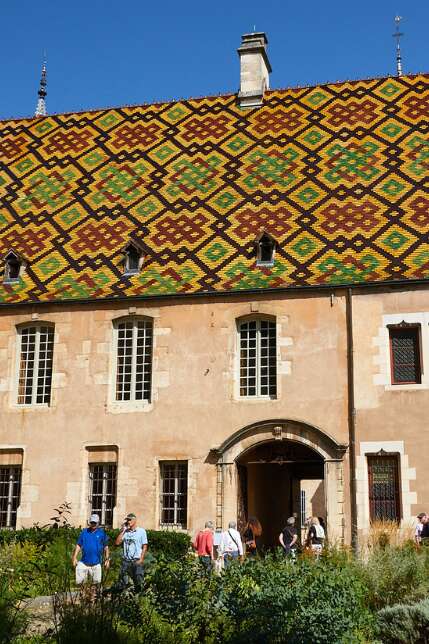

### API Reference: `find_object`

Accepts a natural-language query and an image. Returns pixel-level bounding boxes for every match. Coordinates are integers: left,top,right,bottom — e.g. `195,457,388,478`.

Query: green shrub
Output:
360,543,429,610
145,553,373,643
376,598,429,643
0,574,29,643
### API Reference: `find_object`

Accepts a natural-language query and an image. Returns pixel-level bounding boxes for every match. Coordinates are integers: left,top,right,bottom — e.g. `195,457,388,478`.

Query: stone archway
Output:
209,419,348,545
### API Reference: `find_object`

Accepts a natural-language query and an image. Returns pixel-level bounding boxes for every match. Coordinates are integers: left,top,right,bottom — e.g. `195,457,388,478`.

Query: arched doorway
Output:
237,440,324,547
210,419,348,546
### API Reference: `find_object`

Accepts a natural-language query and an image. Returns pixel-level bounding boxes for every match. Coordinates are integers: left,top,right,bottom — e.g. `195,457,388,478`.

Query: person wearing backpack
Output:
219,521,243,567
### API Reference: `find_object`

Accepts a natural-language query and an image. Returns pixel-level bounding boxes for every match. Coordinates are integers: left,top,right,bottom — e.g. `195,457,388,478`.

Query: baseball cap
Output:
89,513,100,524
126,512,136,520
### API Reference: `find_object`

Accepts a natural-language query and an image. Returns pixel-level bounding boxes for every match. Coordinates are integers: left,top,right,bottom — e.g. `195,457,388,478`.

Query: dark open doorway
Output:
237,440,325,548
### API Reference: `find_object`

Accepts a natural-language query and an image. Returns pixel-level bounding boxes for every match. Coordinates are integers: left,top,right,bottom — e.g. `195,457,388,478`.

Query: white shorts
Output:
75,561,102,584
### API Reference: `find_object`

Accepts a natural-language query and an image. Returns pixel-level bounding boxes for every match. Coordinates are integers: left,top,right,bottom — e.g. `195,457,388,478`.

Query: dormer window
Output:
255,232,276,267
122,241,144,276
3,251,23,283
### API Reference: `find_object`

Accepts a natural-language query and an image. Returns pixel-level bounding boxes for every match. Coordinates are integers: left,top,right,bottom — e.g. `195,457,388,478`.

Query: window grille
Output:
389,326,421,384
115,318,153,402
17,325,54,405
300,489,306,527
239,318,277,397
368,455,401,522
160,461,188,528
89,463,117,528
0,466,22,528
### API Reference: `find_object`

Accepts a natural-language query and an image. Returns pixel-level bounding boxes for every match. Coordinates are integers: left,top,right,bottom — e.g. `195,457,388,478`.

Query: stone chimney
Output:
237,32,272,108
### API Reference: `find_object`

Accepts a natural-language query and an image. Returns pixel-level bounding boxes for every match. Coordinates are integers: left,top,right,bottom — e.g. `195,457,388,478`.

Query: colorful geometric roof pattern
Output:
0,73,429,304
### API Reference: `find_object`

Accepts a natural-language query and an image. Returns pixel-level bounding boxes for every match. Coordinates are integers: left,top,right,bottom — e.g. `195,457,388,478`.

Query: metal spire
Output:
393,16,404,77
35,60,47,117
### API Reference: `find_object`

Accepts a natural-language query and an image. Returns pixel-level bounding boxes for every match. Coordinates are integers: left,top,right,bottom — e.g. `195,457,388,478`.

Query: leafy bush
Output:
0,574,29,643
360,543,429,610
376,598,429,644
145,552,373,643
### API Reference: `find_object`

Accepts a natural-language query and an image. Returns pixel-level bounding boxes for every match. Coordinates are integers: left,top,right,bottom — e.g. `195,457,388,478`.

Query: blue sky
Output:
1,0,428,120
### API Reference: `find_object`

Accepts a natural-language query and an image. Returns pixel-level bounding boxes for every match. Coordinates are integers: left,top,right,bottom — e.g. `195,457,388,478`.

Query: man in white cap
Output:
114,512,148,593
72,513,110,587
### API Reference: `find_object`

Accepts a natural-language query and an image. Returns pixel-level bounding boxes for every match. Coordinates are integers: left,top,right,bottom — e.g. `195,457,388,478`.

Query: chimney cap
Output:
240,32,269,45
237,32,272,74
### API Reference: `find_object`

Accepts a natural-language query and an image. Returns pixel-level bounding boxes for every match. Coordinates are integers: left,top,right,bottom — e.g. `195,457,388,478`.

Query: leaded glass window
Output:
389,326,421,384
17,325,54,405
368,455,400,522
239,318,277,397
89,463,117,528
0,466,21,528
160,461,188,528
115,318,153,402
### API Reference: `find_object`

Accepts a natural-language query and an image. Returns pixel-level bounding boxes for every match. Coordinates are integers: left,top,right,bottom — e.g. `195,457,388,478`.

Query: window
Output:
89,463,117,528
17,325,54,405
160,461,188,528
122,241,144,276
255,232,276,266
114,317,153,402
239,318,277,397
3,251,23,283
300,489,306,527
389,324,421,384
0,466,22,528
368,454,401,522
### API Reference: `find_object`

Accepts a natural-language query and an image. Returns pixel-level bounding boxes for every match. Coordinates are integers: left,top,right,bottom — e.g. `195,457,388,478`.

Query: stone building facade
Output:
0,33,428,545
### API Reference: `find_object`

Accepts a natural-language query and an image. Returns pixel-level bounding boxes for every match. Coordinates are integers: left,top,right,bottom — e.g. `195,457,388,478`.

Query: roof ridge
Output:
1,71,428,124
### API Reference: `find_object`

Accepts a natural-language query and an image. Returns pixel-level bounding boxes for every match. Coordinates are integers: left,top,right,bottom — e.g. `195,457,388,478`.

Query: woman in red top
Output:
193,521,214,571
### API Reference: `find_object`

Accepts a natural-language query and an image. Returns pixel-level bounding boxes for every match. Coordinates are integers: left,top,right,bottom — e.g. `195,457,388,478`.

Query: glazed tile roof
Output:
0,73,429,304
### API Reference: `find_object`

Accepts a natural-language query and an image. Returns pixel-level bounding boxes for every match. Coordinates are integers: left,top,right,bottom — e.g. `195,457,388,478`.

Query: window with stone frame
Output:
159,461,188,528
88,463,117,528
239,317,277,398
388,323,422,385
0,466,22,529
17,324,54,405
114,317,153,403
367,453,401,522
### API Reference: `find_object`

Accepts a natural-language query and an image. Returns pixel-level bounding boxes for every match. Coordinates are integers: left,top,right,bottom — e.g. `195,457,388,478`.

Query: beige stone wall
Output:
353,287,429,535
1,286,426,540
0,292,350,533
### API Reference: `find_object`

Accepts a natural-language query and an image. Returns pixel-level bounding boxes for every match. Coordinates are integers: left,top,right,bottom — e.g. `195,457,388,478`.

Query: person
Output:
306,516,325,556
279,516,298,558
72,513,109,593
219,521,243,567
115,512,148,593
420,513,429,543
415,512,427,545
193,521,214,571
243,516,262,557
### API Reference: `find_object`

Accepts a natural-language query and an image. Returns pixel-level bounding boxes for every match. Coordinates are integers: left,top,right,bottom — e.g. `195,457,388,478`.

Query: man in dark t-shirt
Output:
279,517,298,557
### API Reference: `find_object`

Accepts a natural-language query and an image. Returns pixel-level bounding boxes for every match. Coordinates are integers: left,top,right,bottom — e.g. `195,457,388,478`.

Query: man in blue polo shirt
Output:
114,512,148,593
72,514,109,587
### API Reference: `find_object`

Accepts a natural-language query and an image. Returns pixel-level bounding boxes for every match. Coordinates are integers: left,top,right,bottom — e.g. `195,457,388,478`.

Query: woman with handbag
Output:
243,516,262,557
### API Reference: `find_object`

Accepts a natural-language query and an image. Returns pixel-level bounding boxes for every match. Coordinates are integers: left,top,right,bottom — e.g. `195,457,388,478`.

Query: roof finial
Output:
35,58,47,117
393,15,404,77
